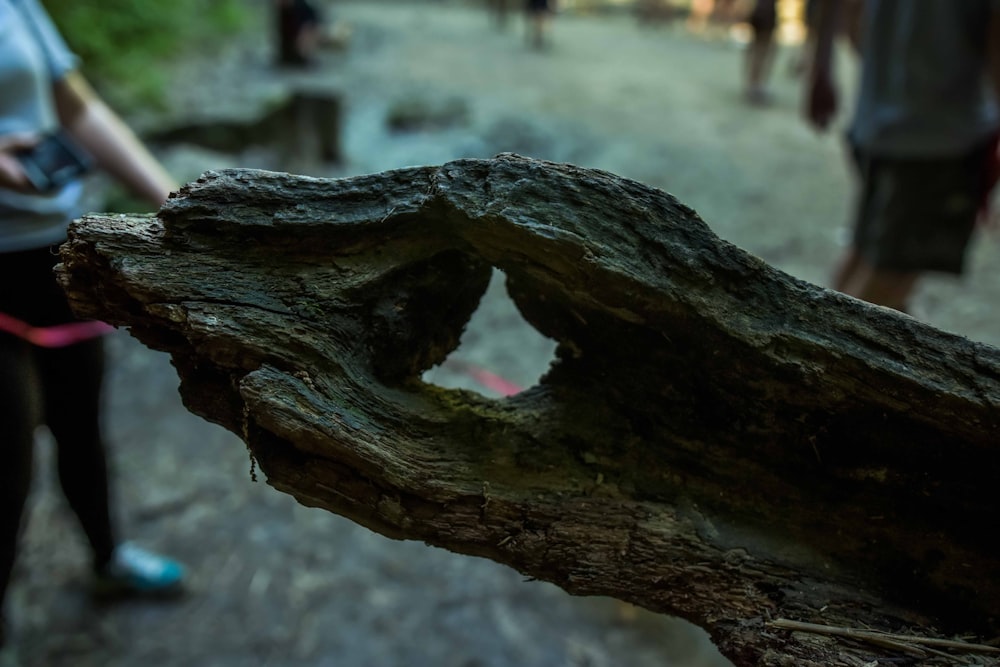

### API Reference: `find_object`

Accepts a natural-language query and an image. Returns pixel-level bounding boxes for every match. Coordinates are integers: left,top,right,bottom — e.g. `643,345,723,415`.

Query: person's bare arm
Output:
53,71,177,207
804,0,844,131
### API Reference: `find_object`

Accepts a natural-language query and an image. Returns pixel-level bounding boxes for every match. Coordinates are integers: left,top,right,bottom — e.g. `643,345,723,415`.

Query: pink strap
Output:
465,365,523,397
442,359,524,396
1,312,524,393
0,312,114,348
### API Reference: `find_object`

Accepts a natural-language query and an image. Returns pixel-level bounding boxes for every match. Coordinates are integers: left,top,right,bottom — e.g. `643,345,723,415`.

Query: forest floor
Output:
7,2,1000,666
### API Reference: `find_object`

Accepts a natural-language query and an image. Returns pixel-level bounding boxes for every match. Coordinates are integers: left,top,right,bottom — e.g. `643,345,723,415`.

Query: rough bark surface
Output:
57,155,1000,666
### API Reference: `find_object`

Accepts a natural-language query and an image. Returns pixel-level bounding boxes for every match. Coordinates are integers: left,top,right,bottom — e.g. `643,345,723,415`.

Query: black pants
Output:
0,245,116,617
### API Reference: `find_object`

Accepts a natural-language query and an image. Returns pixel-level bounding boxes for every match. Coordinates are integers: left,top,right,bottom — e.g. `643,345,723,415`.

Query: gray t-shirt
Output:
0,0,82,253
849,0,1000,157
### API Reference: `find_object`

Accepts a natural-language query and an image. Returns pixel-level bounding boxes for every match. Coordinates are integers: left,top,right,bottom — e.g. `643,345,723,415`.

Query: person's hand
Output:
0,133,38,192
805,68,838,132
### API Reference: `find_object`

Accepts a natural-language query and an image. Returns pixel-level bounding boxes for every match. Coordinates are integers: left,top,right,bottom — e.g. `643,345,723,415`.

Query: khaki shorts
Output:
851,137,996,275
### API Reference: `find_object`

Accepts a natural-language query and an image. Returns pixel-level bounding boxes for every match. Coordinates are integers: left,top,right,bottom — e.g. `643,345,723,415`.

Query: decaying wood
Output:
57,155,1000,666
766,619,1000,659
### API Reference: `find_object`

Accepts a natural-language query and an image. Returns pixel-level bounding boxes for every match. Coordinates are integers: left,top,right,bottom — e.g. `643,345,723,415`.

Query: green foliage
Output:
44,0,249,110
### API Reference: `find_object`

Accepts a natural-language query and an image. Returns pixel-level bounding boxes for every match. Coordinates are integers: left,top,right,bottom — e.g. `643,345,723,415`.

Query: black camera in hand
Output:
15,130,92,193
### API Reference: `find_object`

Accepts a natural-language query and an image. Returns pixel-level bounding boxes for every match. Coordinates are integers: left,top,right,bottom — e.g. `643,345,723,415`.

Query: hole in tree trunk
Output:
422,268,557,398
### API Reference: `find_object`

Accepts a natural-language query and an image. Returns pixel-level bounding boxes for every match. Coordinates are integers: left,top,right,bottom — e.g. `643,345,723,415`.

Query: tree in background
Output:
44,0,248,110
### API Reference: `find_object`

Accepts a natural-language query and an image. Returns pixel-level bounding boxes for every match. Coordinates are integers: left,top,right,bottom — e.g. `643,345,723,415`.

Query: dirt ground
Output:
8,2,1000,666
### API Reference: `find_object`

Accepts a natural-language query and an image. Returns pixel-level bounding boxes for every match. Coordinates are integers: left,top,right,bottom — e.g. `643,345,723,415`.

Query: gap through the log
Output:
422,268,558,398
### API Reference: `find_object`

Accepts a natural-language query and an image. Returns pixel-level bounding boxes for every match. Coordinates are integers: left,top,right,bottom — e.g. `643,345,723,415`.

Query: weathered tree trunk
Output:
57,155,1000,666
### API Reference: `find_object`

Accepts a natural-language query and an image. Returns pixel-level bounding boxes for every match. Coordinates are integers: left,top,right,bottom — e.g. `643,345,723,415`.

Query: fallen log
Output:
57,155,1000,666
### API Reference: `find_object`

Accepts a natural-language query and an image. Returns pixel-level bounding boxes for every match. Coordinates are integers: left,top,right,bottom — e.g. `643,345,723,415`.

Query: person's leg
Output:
276,0,318,66
791,0,819,76
275,0,299,65
491,0,511,29
293,0,322,63
1,246,183,599
832,244,919,312
831,246,862,293
745,28,776,103
0,339,40,637
40,333,186,596
9,245,118,572
0,249,50,634
35,335,186,597
36,338,117,571
524,0,550,50
843,140,990,313
533,13,549,49
744,0,777,104
839,257,919,312
0,251,54,636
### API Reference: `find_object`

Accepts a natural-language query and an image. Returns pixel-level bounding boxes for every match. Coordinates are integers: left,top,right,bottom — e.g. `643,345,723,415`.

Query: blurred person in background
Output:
0,0,186,656
489,0,513,30
805,0,1000,313
525,0,554,50
275,0,322,66
790,0,819,76
791,0,862,75
743,0,778,105
687,0,740,38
